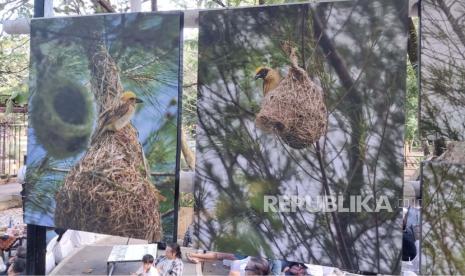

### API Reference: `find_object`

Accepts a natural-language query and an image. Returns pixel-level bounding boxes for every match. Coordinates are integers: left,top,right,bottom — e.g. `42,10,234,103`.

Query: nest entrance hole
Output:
53,86,88,125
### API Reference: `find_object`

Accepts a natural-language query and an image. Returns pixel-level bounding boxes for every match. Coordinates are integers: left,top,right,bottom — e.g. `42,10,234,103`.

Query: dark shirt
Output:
402,226,417,261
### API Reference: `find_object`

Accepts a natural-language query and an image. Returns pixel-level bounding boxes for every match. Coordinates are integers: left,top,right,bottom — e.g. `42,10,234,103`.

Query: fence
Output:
0,108,27,178
404,146,424,181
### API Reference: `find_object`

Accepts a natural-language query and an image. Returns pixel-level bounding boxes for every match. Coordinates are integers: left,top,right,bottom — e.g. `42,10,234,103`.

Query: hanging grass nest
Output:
256,44,327,149
54,46,163,241
30,77,94,159
55,125,163,240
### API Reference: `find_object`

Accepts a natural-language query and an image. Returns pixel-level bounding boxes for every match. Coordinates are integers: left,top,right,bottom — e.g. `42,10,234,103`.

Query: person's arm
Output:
148,266,160,276
228,270,241,276
132,265,143,276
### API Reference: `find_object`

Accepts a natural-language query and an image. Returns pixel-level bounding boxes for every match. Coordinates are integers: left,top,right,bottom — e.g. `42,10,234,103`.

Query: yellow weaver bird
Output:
254,67,282,95
92,91,143,141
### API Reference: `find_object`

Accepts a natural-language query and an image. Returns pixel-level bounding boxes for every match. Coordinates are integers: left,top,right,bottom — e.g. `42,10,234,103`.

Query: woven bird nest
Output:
55,125,162,240
30,78,94,159
54,45,162,241
256,44,327,149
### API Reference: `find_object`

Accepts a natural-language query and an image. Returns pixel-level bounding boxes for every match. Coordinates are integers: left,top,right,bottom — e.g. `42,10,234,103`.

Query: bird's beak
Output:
135,98,143,103
254,73,262,80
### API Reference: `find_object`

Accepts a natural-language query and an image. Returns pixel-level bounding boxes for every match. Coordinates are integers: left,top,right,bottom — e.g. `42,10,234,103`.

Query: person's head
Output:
165,243,181,259
7,258,26,276
286,262,307,276
16,246,26,259
141,254,154,272
245,257,270,275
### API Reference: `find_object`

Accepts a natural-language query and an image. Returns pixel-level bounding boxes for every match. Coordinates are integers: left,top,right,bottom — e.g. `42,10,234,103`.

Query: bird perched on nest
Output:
254,67,282,95
92,91,143,141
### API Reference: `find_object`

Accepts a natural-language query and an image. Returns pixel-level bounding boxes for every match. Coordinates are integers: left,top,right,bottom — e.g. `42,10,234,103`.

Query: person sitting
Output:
0,246,26,276
155,243,183,276
7,258,25,276
402,214,417,261
9,246,26,264
132,254,158,276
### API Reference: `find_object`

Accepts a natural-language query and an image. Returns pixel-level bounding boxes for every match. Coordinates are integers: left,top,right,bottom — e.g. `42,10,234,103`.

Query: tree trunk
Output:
407,18,418,68
151,0,157,12
181,127,195,170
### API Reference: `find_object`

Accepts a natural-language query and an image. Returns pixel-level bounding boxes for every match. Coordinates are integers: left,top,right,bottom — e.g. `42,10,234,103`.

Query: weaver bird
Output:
254,67,281,95
92,91,143,140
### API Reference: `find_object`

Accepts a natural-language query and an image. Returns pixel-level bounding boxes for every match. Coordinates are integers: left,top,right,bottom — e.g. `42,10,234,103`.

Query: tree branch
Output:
97,0,115,12
407,18,418,67
436,0,465,48
181,126,195,170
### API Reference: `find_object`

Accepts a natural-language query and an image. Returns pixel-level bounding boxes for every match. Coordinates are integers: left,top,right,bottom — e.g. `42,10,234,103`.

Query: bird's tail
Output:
90,125,106,144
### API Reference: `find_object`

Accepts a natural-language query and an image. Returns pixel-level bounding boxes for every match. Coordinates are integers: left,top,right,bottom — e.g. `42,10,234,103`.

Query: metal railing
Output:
0,109,27,178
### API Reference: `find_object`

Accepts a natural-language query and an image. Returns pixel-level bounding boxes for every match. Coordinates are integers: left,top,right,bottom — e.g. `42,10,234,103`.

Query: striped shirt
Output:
155,256,183,276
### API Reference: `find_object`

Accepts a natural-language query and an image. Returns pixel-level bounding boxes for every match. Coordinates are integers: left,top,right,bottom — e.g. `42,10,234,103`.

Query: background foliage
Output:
1,0,419,146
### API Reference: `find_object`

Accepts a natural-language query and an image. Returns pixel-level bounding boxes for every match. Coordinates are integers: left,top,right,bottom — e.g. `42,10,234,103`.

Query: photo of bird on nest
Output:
195,3,407,272
91,91,143,141
253,45,327,150
25,13,183,242
254,67,281,95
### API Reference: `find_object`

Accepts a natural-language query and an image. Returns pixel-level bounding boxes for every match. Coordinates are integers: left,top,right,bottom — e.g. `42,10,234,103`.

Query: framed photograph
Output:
420,0,465,141
25,12,183,242
195,0,407,273
420,161,465,275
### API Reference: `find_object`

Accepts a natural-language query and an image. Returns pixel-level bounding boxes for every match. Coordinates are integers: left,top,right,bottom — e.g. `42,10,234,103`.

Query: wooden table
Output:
106,244,158,276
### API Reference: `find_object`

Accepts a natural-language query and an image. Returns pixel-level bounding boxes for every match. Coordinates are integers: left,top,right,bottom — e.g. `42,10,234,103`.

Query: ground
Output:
0,181,22,230
0,207,22,228
51,235,201,275
0,182,22,214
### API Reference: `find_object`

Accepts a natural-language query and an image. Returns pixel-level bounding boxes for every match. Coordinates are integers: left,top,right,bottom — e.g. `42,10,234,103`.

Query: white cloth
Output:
135,265,159,276
304,264,324,276
0,256,6,273
230,257,251,276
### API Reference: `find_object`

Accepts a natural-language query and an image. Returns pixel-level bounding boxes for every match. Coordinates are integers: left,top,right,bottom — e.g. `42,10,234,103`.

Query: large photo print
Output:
420,0,465,141
421,162,465,275
25,12,183,241
195,0,407,273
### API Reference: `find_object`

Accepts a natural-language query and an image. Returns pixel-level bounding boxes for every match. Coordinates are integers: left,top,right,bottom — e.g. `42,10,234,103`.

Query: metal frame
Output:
15,0,420,273
25,1,184,273
2,0,419,34
25,2,48,273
